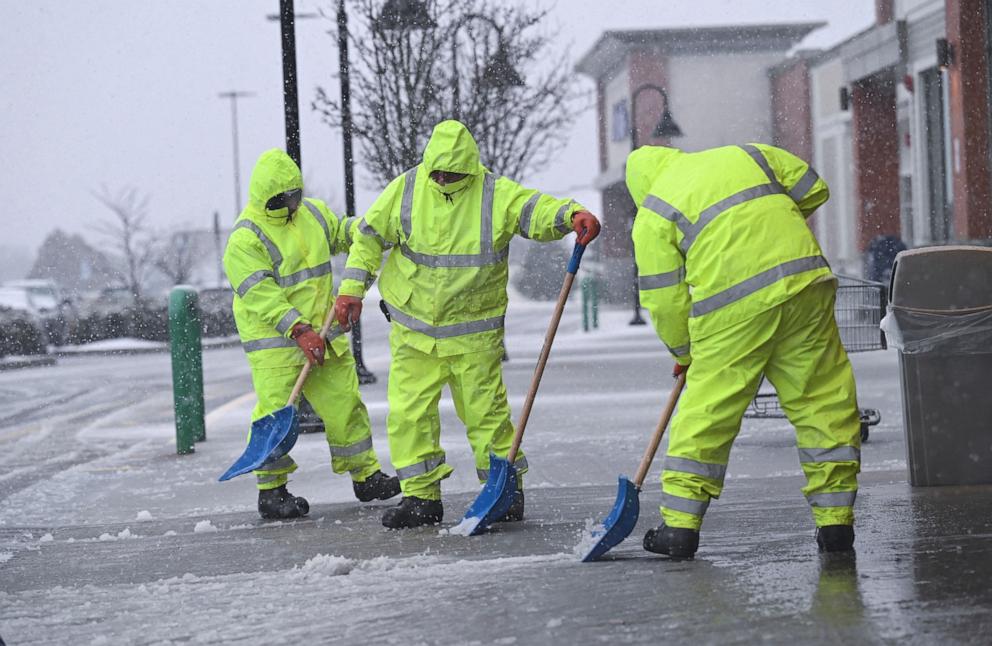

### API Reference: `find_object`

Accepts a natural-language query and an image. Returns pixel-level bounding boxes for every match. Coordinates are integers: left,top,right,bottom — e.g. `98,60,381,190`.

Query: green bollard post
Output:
581,277,591,332
591,276,599,330
169,286,205,454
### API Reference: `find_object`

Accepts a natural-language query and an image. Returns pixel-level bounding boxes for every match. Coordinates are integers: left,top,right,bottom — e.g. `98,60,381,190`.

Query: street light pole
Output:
628,82,683,326
218,90,254,217
278,0,302,167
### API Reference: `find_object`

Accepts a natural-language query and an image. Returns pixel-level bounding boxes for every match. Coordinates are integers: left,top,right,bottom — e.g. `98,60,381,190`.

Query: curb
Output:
53,338,242,358
0,355,58,371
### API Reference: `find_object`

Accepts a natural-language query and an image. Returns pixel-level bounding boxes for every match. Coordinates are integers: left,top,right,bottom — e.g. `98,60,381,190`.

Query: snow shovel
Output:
579,371,686,561
455,240,587,536
218,307,341,482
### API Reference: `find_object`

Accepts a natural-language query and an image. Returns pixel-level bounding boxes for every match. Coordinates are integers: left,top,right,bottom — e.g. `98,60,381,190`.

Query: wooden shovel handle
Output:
633,372,687,488
286,306,339,407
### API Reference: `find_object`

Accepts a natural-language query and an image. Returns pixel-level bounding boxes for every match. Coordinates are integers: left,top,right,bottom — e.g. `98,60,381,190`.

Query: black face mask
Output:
265,188,303,219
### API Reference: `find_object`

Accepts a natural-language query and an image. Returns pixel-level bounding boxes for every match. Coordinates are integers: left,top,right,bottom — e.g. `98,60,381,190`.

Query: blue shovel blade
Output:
459,453,518,536
580,475,641,562
218,404,300,481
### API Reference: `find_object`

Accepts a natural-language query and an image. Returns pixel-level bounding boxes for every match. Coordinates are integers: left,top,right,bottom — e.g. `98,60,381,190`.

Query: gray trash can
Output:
880,245,992,486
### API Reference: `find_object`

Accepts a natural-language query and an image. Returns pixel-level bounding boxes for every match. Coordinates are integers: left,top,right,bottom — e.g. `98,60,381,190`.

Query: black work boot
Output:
353,471,401,502
257,485,310,520
816,525,855,553
381,496,443,529
643,523,699,559
494,490,524,523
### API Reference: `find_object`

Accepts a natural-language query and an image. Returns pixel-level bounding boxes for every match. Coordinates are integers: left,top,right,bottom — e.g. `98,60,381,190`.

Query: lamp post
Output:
217,90,254,217
450,13,524,119
628,82,683,326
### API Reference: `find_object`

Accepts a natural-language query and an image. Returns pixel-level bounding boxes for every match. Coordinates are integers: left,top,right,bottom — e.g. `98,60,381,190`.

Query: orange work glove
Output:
291,323,325,366
572,211,601,245
334,295,363,331
672,362,688,379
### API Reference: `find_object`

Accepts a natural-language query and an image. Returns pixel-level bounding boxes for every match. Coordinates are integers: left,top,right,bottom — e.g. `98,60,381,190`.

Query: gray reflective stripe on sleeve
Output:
798,446,861,464
789,166,820,202
477,456,529,481
301,200,331,249
236,270,274,297
400,167,417,238
554,201,574,235
259,454,295,472
639,267,685,290
341,267,370,283
396,455,446,481
518,193,541,239
691,255,830,317
661,492,710,516
807,491,857,508
740,144,780,185
242,337,297,352
665,342,691,357
275,308,303,334
344,217,354,246
233,220,283,278
399,244,509,268
359,219,393,249
329,436,374,458
679,183,784,253
642,195,692,236
664,456,725,481
256,473,282,485
480,173,496,251
277,261,332,287
382,301,504,339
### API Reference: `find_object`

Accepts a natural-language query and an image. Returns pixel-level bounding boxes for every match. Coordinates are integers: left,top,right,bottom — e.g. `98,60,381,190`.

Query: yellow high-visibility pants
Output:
250,349,382,490
662,280,861,530
386,341,526,500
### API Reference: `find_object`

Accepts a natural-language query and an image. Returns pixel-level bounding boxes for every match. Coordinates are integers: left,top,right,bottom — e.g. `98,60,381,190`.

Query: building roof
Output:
575,22,826,80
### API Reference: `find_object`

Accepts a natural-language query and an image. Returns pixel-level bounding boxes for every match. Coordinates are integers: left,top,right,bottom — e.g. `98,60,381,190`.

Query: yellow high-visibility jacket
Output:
224,148,357,369
627,144,831,365
338,120,585,357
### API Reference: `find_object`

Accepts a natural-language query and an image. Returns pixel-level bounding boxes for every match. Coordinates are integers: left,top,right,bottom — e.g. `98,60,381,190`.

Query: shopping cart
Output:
745,275,886,442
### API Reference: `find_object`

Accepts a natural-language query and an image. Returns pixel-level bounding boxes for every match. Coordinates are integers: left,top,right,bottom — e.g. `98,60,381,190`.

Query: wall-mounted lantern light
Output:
839,86,850,111
936,37,953,71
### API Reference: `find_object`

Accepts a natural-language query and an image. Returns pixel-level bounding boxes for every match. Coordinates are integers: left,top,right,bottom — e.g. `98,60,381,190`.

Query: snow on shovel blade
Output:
458,453,518,536
580,475,640,562
218,405,300,481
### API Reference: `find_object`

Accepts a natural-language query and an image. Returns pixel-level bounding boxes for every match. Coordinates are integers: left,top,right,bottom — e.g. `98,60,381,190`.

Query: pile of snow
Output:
135,510,154,521
193,520,218,533
99,527,138,541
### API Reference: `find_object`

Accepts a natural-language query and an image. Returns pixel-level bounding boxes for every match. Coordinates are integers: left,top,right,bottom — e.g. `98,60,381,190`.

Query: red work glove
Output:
333,295,363,331
572,211,601,246
672,362,688,379
291,323,325,366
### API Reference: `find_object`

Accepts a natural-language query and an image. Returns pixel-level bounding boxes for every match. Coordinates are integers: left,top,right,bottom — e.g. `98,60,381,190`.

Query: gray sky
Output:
0,0,874,257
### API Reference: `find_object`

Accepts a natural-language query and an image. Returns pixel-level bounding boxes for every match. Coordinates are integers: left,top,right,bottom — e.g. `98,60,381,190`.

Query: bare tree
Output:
93,186,153,303
313,0,588,187
154,231,199,286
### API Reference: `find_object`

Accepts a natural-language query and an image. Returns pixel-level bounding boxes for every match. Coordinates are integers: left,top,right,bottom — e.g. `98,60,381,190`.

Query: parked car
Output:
0,288,49,356
3,279,79,346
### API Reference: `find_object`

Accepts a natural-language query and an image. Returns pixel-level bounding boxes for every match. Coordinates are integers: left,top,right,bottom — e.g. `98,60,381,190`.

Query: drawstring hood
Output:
421,120,487,202
625,146,683,207
248,148,305,224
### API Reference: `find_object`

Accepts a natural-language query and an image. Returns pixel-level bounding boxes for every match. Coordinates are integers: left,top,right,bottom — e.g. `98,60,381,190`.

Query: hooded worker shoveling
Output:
334,120,601,530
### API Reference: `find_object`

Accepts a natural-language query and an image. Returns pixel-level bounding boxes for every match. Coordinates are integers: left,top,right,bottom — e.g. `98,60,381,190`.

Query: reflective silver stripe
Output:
798,446,861,464
399,244,509,268
661,492,710,516
477,456,529,480
740,144,780,185
554,201,574,235
481,173,496,251
236,270,274,297
664,456,726,481
691,256,829,317
344,217,355,246
259,454,295,472
324,326,346,343
329,436,374,458
382,301,504,339
518,193,541,239
396,455,446,480
275,308,302,335
301,200,331,250
341,267,370,283
359,219,393,248
789,166,820,202
642,195,692,235
807,491,857,508
233,220,283,278
400,167,417,238
277,261,332,287
256,474,282,485
242,337,297,352
679,183,784,253
639,267,685,290
665,343,691,357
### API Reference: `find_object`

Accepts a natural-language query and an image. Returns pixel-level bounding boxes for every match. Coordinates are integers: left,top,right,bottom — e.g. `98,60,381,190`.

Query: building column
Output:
945,0,992,240
851,72,901,251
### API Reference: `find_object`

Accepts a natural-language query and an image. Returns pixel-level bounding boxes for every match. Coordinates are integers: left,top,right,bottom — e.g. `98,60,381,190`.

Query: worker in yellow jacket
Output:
333,120,600,528
223,148,399,519
627,143,861,558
